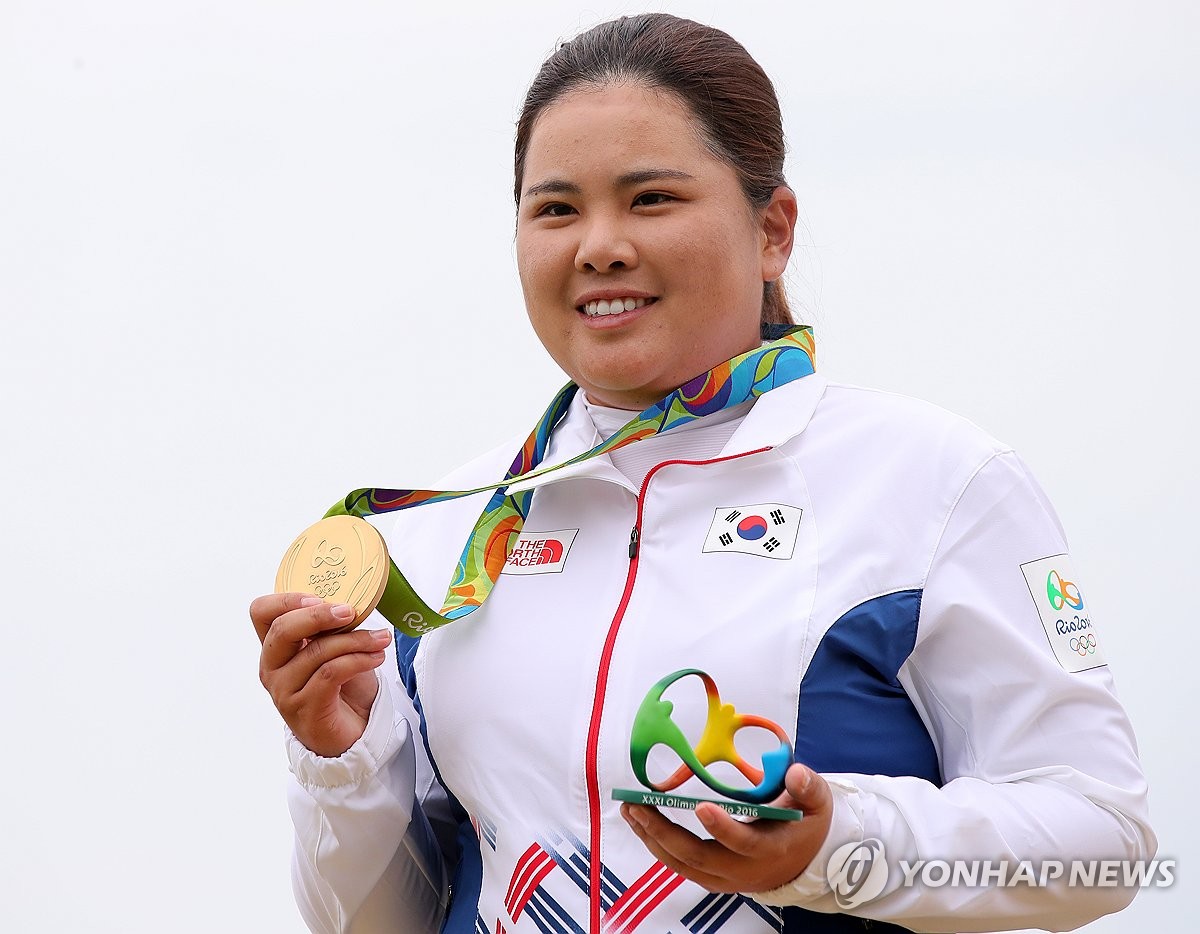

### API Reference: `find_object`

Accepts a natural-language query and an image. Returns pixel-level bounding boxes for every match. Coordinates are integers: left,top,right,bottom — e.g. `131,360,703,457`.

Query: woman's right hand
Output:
250,593,394,758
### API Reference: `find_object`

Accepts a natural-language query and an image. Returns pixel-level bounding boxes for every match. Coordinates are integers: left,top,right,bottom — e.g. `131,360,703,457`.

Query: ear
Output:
759,186,798,282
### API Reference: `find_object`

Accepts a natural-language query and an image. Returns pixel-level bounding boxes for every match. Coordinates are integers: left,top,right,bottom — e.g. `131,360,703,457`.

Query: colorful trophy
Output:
612,669,803,821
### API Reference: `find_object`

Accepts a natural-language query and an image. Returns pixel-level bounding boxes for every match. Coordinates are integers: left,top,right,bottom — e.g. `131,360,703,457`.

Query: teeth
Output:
582,297,649,317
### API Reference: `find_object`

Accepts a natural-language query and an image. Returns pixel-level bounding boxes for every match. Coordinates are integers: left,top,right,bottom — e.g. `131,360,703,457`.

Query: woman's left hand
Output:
620,763,833,894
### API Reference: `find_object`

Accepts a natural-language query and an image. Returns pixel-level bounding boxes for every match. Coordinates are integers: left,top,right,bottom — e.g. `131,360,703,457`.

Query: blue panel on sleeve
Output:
793,590,941,785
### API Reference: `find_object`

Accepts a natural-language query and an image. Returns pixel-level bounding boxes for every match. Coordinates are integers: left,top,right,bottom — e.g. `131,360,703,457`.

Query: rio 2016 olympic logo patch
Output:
1020,555,1106,673
1046,568,1084,612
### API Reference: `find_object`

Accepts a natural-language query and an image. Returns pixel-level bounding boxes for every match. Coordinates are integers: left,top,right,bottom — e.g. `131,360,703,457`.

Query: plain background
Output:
1,1,1194,930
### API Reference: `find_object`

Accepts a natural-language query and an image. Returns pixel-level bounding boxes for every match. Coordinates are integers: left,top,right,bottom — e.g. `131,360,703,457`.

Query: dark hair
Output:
514,13,794,327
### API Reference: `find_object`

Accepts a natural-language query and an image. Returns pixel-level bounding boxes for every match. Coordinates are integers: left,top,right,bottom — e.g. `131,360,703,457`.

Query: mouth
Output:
577,296,659,318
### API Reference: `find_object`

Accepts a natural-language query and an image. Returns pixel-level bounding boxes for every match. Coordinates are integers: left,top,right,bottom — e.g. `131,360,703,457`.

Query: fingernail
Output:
332,604,355,620
300,596,322,607
696,806,716,828
372,628,392,642
629,807,648,827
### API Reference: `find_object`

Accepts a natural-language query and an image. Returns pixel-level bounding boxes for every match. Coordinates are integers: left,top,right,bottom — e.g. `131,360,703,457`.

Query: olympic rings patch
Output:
1070,634,1097,656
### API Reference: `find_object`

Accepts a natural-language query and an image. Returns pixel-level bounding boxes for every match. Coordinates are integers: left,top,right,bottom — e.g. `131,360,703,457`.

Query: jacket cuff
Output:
285,666,401,790
751,777,865,906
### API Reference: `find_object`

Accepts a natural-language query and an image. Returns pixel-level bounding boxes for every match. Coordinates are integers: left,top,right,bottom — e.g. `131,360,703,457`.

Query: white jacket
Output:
285,374,1155,934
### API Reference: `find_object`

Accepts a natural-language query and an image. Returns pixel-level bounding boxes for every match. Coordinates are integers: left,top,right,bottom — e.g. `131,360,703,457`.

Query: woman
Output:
251,14,1154,933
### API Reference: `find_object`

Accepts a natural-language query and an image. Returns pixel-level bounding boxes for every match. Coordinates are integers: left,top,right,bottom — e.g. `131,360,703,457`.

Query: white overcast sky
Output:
0,1,1195,931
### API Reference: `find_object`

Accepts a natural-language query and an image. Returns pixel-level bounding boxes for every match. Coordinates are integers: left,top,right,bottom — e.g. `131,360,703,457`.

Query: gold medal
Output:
275,515,389,629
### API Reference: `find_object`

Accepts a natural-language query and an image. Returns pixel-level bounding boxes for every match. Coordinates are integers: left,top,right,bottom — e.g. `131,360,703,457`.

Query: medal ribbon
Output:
326,324,815,636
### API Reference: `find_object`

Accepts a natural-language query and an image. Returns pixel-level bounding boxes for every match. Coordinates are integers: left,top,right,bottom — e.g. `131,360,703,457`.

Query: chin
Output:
577,355,668,393
581,376,674,410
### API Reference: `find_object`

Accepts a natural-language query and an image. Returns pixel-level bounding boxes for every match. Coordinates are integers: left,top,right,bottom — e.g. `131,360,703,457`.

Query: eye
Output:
633,191,675,207
535,202,576,218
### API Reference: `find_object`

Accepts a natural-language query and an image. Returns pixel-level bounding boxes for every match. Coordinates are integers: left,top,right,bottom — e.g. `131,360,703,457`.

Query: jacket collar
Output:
718,372,828,456
504,389,626,493
504,374,827,495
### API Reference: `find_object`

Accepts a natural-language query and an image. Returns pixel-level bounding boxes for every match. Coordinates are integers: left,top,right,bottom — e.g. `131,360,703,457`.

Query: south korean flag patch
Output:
703,503,803,560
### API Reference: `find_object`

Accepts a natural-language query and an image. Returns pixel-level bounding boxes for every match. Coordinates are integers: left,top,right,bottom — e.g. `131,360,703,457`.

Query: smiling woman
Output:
250,13,1156,934
515,83,794,410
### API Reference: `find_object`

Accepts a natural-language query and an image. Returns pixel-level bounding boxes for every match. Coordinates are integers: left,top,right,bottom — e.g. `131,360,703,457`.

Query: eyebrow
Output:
522,168,696,199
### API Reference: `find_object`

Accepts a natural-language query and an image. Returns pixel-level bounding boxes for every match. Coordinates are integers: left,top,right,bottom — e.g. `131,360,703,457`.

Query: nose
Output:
574,213,638,273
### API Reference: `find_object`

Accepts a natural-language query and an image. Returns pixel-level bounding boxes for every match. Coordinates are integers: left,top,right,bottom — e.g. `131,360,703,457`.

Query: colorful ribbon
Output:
326,324,816,636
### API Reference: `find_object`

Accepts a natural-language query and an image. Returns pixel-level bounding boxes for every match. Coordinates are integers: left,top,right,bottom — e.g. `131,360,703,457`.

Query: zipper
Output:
582,447,771,933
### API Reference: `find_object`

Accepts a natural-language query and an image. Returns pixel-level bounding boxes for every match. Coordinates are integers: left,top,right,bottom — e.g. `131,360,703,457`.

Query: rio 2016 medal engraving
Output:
275,515,389,630
612,669,804,822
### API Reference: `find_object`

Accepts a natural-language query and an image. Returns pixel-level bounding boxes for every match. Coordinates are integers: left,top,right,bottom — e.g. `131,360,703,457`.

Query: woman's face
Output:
516,83,794,410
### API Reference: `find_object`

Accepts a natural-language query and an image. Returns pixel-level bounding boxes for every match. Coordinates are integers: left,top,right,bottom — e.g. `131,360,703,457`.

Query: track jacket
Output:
285,374,1155,934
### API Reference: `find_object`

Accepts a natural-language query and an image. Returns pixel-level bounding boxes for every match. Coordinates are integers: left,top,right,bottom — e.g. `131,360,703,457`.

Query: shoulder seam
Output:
919,450,1011,590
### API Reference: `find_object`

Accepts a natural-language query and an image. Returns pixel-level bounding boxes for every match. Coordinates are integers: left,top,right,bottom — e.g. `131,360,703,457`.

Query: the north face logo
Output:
502,529,579,575
508,538,563,567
